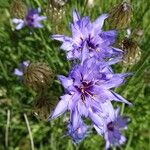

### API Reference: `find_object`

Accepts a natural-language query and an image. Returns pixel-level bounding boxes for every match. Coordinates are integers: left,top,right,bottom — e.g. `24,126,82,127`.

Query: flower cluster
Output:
49,10,132,149
12,8,46,30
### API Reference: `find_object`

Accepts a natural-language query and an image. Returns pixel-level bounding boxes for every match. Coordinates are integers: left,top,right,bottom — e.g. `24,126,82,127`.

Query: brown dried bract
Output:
47,0,67,33
108,1,132,30
10,0,27,19
121,38,141,66
23,63,55,91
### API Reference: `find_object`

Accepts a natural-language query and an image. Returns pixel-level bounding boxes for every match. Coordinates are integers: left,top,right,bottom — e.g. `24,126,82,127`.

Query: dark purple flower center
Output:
26,15,34,26
87,35,99,51
75,81,94,101
107,121,114,131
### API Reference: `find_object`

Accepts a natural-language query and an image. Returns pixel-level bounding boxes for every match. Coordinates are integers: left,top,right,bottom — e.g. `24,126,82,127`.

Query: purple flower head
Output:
94,107,129,150
49,58,131,124
14,61,29,77
12,8,46,30
67,109,88,143
52,10,123,61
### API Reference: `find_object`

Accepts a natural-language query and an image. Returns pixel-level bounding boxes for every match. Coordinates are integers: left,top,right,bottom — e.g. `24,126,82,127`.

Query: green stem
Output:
125,132,133,150
24,113,35,150
5,109,10,149
121,103,125,115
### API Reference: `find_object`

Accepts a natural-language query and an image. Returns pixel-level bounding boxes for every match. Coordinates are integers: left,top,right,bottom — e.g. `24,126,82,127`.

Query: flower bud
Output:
10,0,27,19
108,1,132,30
121,38,141,66
23,63,55,91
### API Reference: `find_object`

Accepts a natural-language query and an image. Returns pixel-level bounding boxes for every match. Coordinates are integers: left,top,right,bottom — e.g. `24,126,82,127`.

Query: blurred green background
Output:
0,0,150,150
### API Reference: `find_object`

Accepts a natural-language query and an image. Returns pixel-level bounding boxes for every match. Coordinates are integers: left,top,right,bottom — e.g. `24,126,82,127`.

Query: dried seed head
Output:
108,1,132,30
10,0,27,19
87,0,95,8
33,96,52,121
23,63,55,91
47,0,67,33
33,93,58,121
121,38,141,66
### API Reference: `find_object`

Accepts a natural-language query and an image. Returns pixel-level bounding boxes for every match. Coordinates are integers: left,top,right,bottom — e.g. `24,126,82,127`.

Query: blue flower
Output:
49,58,131,123
12,8,46,30
52,10,122,61
14,61,29,77
67,108,88,143
94,107,129,150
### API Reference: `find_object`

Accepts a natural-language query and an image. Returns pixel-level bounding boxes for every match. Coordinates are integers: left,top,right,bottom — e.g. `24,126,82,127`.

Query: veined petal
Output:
52,35,71,42
81,42,89,65
99,30,117,45
49,94,71,120
72,9,80,23
34,23,43,28
16,22,25,30
60,41,73,51
12,18,24,24
58,75,73,89
88,107,104,127
111,91,132,105
14,69,23,76
107,57,122,65
101,101,115,120
71,108,80,130
105,140,110,150
119,135,126,144
36,16,47,21
51,34,64,42
115,107,120,117
93,125,103,135
93,14,108,29
77,100,88,117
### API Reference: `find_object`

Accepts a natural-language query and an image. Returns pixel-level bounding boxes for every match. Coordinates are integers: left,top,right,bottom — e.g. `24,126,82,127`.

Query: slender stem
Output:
82,0,88,15
125,132,133,150
5,109,10,149
121,103,125,115
113,147,116,150
24,113,35,150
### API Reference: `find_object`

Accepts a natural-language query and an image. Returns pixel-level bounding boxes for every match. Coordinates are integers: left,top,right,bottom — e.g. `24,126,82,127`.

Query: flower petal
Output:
12,18,23,24
70,108,80,130
58,75,73,89
88,107,104,127
93,14,108,29
111,91,132,105
72,9,80,23
48,94,70,120
16,22,25,30
14,69,23,76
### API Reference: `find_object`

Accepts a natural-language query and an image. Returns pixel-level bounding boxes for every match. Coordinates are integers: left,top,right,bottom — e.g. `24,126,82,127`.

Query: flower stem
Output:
5,109,10,149
24,113,35,150
125,132,133,150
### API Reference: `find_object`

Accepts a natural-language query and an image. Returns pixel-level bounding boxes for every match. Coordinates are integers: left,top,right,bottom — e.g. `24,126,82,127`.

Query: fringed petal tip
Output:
72,9,80,23
51,34,65,42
